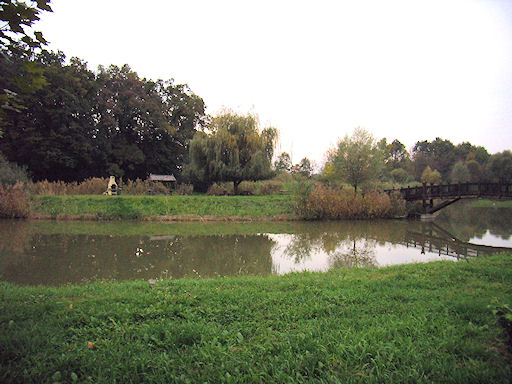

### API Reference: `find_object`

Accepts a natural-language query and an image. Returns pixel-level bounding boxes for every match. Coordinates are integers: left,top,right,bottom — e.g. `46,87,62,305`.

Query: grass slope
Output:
29,195,295,220
1,254,511,383
471,199,512,208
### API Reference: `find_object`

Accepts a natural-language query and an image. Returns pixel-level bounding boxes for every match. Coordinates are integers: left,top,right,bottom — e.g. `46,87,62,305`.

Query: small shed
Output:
148,173,176,194
148,174,176,183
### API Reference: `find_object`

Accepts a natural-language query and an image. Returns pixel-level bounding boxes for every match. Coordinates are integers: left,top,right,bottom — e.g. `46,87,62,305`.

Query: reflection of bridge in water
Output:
403,222,512,259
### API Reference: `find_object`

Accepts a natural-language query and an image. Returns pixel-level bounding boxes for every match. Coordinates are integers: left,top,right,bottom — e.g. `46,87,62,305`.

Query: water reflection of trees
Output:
436,201,512,242
0,231,275,286
329,239,377,269
281,221,403,269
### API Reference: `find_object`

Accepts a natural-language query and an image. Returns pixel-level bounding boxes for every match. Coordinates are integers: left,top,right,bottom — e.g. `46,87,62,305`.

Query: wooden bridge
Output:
385,182,512,215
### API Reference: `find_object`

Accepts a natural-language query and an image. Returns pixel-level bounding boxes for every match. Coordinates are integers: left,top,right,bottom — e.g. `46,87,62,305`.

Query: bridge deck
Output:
386,182,512,202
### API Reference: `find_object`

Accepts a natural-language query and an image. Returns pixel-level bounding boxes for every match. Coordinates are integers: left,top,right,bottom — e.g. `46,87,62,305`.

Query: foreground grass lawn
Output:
1,254,511,383
29,194,295,220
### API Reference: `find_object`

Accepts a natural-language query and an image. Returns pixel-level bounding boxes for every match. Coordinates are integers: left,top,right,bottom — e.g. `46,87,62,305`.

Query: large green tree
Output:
328,127,382,193
0,51,206,181
186,112,277,194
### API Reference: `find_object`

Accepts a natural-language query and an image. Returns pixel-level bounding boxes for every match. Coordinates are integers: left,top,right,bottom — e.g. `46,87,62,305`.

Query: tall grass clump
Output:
295,184,406,220
27,178,178,196
172,183,194,195
28,178,107,195
0,183,30,218
207,179,286,195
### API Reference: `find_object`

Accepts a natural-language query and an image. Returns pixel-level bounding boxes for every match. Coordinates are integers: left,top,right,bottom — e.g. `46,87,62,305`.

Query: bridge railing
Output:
386,182,512,201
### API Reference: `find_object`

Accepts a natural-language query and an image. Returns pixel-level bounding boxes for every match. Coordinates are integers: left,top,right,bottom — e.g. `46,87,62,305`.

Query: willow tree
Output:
186,112,277,194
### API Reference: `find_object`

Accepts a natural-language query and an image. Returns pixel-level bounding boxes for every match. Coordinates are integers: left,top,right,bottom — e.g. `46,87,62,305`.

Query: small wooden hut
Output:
148,173,176,194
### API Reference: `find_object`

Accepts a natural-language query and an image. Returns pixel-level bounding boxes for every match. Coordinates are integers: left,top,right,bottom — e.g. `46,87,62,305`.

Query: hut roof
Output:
148,173,176,182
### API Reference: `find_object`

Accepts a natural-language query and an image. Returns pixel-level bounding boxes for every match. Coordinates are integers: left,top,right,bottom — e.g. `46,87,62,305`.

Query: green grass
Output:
29,194,295,220
471,199,512,208
1,254,511,383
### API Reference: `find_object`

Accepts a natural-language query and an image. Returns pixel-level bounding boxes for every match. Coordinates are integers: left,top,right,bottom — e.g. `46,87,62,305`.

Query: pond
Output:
0,201,510,286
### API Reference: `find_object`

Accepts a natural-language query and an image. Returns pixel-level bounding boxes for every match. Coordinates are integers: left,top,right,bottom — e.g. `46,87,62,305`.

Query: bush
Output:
173,183,194,195
28,178,109,195
294,185,406,220
72,178,108,195
0,155,30,186
28,180,68,195
207,183,229,196
0,183,30,218
120,179,149,195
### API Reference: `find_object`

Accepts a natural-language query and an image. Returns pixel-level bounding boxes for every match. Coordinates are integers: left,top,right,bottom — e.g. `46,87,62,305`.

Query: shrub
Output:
149,182,170,195
207,183,229,196
0,154,30,186
173,183,194,195
72,178,108,195
0,183,30,218
28,178,109,195
390,168,410,184
28,180,68,195
294,184,406,220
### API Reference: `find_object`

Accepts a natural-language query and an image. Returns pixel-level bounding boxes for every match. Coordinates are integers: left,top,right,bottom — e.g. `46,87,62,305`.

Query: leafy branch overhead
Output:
0,0,52,52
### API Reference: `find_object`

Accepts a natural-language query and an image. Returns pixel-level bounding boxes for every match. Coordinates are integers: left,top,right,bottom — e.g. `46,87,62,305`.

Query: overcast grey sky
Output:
38,0,512,164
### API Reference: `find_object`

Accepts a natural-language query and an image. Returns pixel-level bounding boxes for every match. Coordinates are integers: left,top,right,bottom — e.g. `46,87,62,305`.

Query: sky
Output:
37,0,512,166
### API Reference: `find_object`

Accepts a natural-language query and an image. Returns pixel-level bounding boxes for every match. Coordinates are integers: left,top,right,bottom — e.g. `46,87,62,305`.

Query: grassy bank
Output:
29,195,296,220
1,254,511,383
471,199,512,208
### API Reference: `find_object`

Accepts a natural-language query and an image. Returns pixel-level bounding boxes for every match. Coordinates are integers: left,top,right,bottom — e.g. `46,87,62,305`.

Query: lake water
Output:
0,201,510,286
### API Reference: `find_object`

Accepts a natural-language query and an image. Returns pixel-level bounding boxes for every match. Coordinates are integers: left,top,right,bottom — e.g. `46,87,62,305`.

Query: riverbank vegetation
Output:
295,184,406,220
29,194,295,220
1,253,511,383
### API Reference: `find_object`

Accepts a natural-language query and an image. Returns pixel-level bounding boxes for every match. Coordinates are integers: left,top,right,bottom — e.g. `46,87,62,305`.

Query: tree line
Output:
1,0,510,193
311,127,512,193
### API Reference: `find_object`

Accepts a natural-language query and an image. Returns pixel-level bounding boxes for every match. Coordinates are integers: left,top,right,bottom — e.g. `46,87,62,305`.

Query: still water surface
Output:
0,201,510,285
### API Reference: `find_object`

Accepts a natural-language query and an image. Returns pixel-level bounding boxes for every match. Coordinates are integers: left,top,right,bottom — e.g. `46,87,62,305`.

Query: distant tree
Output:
320,161,338,186
389,139,409,164
412,138,455,181
186,112,277,194
485,150,512,183
450,161,470,183
421,166,442,184
378,138,412,180
291,157,313,178
274,152,292,173
466,160,482,182
328,127,382,193
454,142,490,165
390,168,409,184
